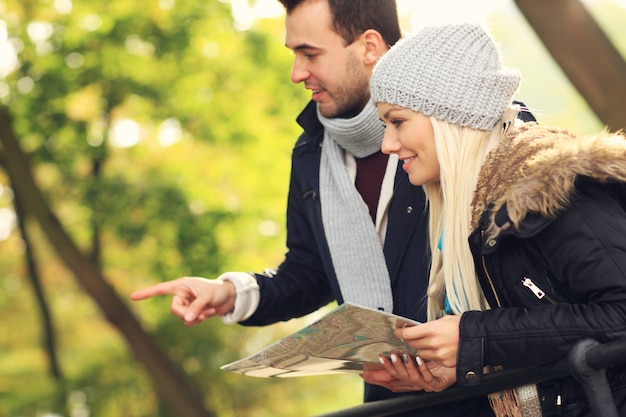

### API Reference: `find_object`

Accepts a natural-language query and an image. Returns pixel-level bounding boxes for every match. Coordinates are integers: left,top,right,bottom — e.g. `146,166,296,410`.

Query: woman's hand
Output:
394,315,461,367
361,353,457,393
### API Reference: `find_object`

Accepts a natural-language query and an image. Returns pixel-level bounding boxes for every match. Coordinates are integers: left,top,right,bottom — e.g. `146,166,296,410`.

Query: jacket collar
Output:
474,123,626,240
295,101,324,147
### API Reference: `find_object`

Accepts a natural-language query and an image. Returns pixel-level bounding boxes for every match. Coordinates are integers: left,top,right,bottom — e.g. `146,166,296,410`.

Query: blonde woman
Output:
364,23,626,417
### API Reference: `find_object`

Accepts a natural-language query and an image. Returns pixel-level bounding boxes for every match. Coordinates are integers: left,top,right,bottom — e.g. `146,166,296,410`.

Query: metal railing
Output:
315,337,626,417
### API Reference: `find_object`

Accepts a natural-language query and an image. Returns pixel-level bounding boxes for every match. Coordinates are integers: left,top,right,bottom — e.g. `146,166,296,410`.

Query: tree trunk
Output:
11,188,63,382
515,0,626,132
0,106,215,417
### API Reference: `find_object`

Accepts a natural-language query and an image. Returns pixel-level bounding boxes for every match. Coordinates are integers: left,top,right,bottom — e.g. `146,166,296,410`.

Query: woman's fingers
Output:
376,352,439,392
361,366,425,393
393,315,461,367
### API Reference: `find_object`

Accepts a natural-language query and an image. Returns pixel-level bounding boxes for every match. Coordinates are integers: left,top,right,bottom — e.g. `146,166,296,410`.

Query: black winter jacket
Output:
459,124,626,416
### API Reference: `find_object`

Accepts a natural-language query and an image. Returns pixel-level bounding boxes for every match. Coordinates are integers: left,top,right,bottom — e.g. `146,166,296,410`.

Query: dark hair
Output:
277,0,401,46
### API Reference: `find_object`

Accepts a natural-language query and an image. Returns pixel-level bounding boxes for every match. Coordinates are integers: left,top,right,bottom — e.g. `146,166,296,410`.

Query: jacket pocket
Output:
518,276,559,305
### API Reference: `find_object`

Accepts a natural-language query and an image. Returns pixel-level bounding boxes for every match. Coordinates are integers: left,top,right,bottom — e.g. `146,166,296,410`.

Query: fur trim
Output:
472,124,626,232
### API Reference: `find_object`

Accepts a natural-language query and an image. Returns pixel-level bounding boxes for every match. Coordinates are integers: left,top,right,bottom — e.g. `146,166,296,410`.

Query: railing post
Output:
568,338,619,417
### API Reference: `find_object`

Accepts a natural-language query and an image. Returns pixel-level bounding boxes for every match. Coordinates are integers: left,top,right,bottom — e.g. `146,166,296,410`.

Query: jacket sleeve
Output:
457,181,626,385
241,145,335,326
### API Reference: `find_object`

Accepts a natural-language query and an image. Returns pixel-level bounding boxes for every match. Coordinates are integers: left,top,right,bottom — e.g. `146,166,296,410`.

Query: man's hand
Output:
131,277,236,326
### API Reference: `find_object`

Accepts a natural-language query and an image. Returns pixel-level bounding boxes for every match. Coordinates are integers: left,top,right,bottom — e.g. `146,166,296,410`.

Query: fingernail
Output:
390,354,398,363
184,311,196,321
402,354,409,364
379,356,385,365
416,356,423,366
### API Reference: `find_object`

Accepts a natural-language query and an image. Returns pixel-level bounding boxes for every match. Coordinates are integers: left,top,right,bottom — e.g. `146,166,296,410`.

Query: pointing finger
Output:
130,281,180,301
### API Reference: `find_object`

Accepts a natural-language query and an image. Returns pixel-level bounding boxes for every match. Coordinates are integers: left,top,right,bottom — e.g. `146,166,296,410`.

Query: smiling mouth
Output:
400,156,417,172
310,89,325,102
402,156,416,165
305,83,323,97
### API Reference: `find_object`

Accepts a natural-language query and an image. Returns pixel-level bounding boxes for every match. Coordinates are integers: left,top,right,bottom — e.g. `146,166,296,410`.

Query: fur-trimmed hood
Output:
471,123,626,234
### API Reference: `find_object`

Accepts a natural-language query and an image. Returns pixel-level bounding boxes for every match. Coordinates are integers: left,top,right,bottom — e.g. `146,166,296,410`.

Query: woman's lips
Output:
401,155,416,172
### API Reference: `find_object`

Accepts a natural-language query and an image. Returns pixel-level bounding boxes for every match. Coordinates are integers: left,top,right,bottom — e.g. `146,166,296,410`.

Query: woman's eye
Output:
391,119,403,127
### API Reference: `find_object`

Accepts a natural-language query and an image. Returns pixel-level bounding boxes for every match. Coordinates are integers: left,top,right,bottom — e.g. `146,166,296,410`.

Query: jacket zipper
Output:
480,230,502,308
481,255,502,308
522,277,557,304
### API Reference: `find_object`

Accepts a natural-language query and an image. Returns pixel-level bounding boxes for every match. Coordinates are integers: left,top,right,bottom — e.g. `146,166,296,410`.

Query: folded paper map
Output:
220,303,420,378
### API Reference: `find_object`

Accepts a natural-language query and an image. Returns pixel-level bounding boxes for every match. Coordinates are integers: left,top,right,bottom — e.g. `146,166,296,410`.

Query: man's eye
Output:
299,50,318,59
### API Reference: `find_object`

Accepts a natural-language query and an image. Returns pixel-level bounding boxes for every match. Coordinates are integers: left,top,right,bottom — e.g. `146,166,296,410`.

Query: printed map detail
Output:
220,303,420,378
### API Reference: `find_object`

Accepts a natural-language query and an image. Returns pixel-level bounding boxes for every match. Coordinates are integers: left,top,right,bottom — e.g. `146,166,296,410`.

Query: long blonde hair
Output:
424,116,503,320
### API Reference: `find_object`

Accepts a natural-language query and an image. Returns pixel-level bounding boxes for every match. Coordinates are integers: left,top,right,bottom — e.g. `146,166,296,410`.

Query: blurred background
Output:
0,0,624,416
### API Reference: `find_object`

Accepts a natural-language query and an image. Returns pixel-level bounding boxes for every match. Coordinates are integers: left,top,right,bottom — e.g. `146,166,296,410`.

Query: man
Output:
132,1,496,415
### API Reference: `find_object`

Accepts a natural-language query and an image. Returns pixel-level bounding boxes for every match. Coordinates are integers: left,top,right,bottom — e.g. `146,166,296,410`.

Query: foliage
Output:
0,0,361,415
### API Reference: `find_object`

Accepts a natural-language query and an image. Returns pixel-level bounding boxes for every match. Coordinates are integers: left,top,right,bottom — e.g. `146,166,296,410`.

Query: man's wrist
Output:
216,272,260,324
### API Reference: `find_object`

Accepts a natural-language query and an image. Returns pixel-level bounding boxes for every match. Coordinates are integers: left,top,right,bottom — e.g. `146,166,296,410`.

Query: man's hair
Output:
278,0,401,47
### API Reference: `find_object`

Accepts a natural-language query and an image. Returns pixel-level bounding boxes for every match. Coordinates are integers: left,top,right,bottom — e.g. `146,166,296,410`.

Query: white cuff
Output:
216,272,260,324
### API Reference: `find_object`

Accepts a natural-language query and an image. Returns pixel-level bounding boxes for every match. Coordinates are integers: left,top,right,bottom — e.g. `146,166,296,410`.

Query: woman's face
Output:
377,102,440,185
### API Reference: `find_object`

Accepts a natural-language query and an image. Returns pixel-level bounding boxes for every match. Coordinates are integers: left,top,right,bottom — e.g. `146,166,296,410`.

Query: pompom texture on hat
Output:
370,23,521,131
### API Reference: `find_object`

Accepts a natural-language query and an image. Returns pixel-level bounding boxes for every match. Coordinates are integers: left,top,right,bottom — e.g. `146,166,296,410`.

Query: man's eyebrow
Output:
287,43,321,52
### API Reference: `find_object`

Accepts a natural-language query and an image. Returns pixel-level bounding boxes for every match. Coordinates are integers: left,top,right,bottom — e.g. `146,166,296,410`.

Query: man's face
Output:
284,0,370,119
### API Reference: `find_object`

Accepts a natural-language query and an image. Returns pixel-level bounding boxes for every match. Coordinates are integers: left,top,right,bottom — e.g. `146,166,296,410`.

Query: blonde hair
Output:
424,116,503,320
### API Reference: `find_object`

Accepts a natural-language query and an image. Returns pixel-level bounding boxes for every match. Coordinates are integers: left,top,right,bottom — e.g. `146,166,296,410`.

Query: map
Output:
220,303,421,377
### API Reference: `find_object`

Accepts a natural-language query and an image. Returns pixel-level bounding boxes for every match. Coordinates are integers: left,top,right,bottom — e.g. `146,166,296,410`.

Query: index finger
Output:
130,281,179,301
394,322,427,342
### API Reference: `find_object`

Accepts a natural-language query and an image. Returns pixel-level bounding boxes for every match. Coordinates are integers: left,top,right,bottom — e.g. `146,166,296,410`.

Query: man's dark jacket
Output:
242,101,495,417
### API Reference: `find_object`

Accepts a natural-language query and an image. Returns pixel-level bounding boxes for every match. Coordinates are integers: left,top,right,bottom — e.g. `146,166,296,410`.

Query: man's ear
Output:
361,29,387,65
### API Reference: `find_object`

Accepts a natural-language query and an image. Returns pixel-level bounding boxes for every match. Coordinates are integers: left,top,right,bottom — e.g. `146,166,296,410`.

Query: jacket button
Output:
465,371,477,382
406,206,413,214
487,239,496,247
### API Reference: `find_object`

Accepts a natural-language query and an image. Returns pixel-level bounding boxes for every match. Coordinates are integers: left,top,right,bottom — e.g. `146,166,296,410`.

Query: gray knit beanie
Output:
370,23,521,131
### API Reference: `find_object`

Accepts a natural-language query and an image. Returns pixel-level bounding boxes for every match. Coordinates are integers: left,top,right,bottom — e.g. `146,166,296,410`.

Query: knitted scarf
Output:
317,101,393,312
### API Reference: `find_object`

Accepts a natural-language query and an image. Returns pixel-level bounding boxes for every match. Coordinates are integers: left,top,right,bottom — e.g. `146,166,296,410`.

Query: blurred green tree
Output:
0,0,362,416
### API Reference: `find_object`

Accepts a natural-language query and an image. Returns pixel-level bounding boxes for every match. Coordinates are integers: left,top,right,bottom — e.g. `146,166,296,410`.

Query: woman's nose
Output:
381,129,401,155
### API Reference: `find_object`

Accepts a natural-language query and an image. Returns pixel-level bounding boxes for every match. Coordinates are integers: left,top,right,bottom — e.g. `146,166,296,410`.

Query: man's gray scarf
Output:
317,101,393,312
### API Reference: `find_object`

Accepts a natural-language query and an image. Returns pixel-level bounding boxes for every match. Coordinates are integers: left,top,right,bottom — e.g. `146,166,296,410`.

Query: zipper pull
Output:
522,277,545,299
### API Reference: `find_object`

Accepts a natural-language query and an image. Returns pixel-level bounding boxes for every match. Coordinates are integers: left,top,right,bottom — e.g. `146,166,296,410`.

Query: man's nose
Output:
290,56,309,84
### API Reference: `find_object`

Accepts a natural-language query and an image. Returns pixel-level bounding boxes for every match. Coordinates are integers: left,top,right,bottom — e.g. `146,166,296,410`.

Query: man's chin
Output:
317,102,339,118
319,104,361,120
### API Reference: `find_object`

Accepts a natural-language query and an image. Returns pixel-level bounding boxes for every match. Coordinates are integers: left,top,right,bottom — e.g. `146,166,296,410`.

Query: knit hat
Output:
370,23,521,131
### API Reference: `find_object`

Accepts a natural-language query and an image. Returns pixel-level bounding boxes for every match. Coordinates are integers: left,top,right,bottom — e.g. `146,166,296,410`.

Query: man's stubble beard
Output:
320,52,371,119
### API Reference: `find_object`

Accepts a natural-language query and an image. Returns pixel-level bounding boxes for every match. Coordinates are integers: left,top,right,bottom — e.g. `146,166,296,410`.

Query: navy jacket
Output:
242,101,494,417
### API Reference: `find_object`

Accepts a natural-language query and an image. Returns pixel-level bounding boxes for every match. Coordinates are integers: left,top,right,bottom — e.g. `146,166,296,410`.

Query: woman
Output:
364,23,626,416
